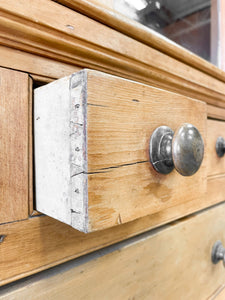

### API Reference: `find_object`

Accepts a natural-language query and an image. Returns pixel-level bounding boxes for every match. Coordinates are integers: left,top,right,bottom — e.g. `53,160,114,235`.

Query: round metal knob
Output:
212,241,225,266
216,137,225,157
149,123,204,176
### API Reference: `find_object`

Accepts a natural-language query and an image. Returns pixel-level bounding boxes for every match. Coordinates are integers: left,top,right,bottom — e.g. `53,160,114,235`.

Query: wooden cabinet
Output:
1,0,225,298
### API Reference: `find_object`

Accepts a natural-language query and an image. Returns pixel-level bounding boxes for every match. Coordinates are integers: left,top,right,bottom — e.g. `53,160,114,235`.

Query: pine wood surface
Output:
209,284,225,300
207,105,225,120
55,0,225,82
0,174,222,286
0,67,29,223
28,77,34,215
86,70,207,230
207,119,225,176
215,287,225,300
1,203,225,300
0,0,224,291
0,0,225,108
0,45,79,81
207,175,225,204
34,69,207,232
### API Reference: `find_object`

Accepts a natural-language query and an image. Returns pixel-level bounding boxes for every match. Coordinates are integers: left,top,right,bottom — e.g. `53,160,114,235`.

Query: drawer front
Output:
2,203,225,300
0,67,29,224
207,119,225,176
35,69,207,232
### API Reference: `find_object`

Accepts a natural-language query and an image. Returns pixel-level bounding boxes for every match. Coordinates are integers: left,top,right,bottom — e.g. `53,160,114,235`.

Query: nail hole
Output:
0,235,6,243
66,25,74,30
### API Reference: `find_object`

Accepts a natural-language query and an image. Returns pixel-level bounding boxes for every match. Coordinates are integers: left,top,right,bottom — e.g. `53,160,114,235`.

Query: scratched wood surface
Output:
57,0,225,84
0,67,29,223
1,203,225,300
0,173,221,285
34,69,207,232
207,119,225,176
0,0,224,296
86,70,207,231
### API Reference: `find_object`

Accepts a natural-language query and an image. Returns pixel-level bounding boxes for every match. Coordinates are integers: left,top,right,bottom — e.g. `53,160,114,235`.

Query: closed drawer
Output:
207,119,225,176
34,69,207,232
2,203,225,300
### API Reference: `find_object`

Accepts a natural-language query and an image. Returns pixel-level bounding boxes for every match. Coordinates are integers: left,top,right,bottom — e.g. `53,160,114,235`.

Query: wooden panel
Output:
56,0,225,83
207,104,225,120
35,69,207,232
0,45,79,81
90,0,113,9
2,203,225,299
0,67,29,223
207,119,225,176
0,174,220,286
85,70,207,231
208,174,225,202
0,0,225,108
28,77,34,215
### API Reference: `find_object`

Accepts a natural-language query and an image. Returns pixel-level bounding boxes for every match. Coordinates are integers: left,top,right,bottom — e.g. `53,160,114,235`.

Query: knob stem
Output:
149,124,204,176
149,126,174,174
212,241,225,266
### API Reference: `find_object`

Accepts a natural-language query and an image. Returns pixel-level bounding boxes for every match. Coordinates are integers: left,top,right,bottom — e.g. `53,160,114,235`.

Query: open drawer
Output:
34,69,207,232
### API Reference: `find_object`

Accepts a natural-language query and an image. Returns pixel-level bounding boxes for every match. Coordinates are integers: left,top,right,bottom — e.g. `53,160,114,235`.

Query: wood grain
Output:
207,104,225,120
207,174,225,204
0,1,224,296
0,45,78,81
209,285,225,300
55,0,225,83
2,203,225,299
86,70,207,231
89,0,113,9
35,69,207,232
0,0,225,108
0,67,29,223
28,77,34,215
207,119,225,176
0,172,220,286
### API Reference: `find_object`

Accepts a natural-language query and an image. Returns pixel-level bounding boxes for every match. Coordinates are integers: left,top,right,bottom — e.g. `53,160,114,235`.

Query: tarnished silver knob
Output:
149,123,204,176
216,137,225,157
212,241,225,266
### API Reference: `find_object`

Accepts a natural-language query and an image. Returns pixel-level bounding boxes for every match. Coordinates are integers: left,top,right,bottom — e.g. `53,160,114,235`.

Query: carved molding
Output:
0,0,225,107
